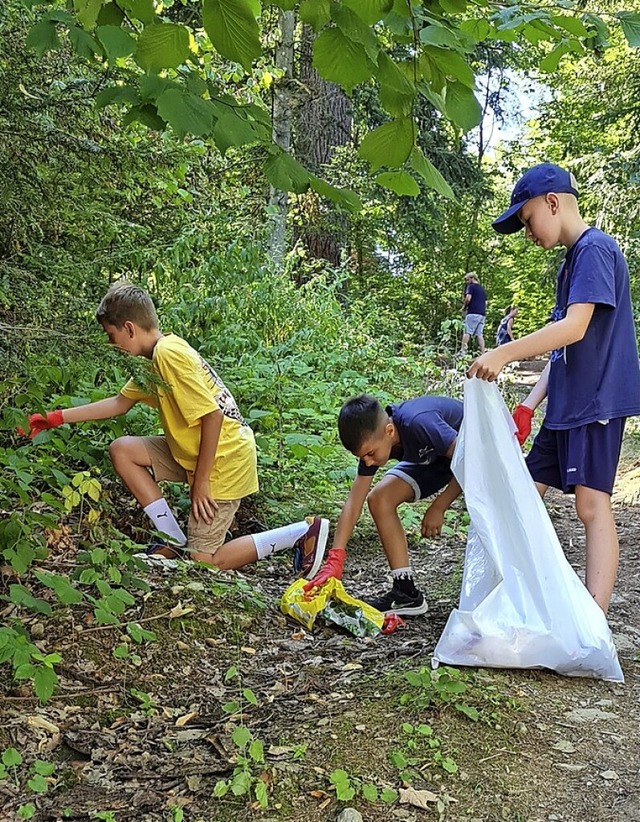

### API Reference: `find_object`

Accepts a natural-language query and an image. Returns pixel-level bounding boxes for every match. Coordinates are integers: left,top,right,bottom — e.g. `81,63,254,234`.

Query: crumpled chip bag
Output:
280,578,384,638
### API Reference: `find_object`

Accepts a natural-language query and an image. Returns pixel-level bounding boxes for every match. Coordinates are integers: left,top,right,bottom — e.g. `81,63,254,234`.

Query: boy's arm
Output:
190,409,224,524
467,302,595,381
303,473,373,591
520,361,550,412
421,437,463,538
62,395,137,423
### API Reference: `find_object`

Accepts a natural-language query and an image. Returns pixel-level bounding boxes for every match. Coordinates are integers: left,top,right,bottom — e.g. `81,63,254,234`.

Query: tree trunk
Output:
267,9,295,269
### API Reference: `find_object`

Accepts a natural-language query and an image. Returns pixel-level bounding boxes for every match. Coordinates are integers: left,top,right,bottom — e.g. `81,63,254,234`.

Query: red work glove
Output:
18,409,64,440
303,548,346,593
512,404,534,446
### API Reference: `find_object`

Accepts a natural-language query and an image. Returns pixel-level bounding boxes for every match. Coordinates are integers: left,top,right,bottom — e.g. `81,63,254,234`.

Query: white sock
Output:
391,566,413,580
252,520,309,560
143,498,187,546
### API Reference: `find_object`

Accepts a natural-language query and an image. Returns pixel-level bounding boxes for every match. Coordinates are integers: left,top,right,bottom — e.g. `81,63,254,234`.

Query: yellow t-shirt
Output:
120,334,258,500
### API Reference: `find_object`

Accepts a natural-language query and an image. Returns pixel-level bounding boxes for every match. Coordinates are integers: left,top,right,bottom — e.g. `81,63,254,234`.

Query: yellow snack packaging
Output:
280,578,384,637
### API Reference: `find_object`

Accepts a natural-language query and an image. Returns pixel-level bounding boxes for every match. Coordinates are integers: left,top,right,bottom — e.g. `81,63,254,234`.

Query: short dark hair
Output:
95,281,159,331
338,394,387,453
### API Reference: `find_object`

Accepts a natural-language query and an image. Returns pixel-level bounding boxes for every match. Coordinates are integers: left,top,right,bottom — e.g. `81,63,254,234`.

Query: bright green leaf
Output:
213,110,258,153
376,170,420,196
443,80,482,131
254,779,268,808
34,666,57,703
156,89,217,137
299,0,330,31
309,176,362,213
119,0,156,23
73,0,104,30
202,0,261,71
410,148,453,197
331,4,381,61
17,804,36,820
343,0,393,25
376,53,415,116
33,760,56,776
358,117,414,171
232,725,251,749
539,41,572,72
264,150,310,194
362,783,378,802
136,22,191,71
3,747,23,767
27,774,48,793
551,14,589,38
423,46,474,88
420,23,464,51
96,25,136,61
26,20,60,56
312,28,375,93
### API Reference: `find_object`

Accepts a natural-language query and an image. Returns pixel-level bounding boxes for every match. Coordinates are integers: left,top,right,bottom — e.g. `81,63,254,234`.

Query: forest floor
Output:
2,364,640,822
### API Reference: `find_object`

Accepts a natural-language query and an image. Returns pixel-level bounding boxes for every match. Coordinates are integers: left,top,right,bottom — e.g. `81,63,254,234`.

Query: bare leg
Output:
477,333,486,354
460,332,470,353
367,475,415,569
575,485,618,613
199,535,259,570
109,436,163,507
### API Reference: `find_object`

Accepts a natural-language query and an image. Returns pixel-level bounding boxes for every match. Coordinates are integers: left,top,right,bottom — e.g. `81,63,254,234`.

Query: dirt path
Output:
1,363,639,821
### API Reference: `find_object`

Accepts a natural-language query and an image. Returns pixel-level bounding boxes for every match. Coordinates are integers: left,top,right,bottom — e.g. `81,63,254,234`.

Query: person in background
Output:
496,305,519,346
460,272,488,354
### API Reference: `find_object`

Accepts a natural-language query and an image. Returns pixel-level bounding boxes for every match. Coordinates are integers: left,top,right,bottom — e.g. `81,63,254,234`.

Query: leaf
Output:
254,778,268,808
343,0,393,25
73,0,103,31
156,90,217,137
362,782,378,801
420,23,465,51
423,46,474,88
358,117,414,170
264,150,310,194
135,22,191,71
33,571,83,605
539,41,572,72
33,666,57,703
331,4,380,61
17,804,36,820
617,12,640,47
410,148,453,198
551,14,589,37
376,170,420,196
232,725,251,749
26,20,60,57
68,25,102,58
443,80,482,131
249,738,264,762
33,760,56,776
27,774,49,793
202,0,261,71
312,28,375,93
243,687,258,705
299,0,330,31
2,747,23,767
399,787,439,808
381,787,399,802
213,110,259,154
309,176,362,213
118,0,156,24
375,52,415,117
10,585,52,615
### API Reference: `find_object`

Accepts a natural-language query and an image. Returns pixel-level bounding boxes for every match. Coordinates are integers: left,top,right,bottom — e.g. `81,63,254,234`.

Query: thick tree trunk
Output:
294,24,352,269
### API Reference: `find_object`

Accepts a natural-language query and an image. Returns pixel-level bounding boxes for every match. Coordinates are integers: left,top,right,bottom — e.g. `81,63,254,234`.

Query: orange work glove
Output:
18,409,64,439
512,404,534,446
303,548,346,593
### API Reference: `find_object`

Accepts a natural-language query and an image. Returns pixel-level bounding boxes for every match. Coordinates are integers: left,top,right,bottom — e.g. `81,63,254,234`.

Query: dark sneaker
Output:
365,585,428,617
292,517,329,579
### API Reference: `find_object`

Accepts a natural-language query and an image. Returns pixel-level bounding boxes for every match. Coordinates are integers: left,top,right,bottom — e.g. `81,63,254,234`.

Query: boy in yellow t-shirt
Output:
22,282,327,575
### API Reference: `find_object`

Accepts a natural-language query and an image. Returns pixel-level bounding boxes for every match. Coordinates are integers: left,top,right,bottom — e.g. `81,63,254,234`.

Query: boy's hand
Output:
466,349,509,381
421,502,445,539
512,404,534,445
18,409,64,439
303,548,346,593
190,479,219,525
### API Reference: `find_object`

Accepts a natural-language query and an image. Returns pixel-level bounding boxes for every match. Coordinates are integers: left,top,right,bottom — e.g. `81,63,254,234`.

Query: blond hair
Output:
95,281,159,331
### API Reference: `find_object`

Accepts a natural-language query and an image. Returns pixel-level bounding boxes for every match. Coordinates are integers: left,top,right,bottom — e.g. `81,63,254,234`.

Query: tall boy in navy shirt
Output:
468,162,640,613
304,394,464,616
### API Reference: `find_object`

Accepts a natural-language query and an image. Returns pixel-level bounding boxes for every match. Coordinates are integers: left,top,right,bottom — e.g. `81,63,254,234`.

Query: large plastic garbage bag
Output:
280,578,384,638
433,378,623,682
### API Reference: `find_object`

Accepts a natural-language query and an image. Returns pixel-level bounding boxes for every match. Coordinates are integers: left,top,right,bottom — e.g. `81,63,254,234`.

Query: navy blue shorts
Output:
526,419,626,495
386,458,453,501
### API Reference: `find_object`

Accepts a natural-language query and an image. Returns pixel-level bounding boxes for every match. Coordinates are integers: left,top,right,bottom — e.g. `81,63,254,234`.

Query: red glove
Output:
18,410,64,440
512,404,534,446
303,548,346,593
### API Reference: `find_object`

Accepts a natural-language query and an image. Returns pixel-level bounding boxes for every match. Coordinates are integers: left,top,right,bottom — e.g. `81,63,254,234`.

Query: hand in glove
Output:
303,548,346,593
18,410,64,439
512,404,534,446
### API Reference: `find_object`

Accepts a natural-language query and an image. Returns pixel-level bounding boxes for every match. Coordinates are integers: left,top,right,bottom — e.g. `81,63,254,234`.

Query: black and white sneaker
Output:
365,585,428,617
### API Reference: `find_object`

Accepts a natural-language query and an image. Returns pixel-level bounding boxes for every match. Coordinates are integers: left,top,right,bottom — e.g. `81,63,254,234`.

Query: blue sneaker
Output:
292,517,329,579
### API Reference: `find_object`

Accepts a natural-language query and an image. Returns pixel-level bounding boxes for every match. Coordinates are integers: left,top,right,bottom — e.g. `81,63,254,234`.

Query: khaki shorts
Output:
142,436,240,555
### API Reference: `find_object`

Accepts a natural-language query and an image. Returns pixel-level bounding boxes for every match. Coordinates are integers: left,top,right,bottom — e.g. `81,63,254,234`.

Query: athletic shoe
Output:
292,517,329,579
365,584,428,617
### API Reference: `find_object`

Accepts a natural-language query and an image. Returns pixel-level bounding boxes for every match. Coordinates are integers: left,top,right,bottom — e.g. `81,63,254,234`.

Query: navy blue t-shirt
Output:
357,396,464,476
545,227,640,429
465,283,487,315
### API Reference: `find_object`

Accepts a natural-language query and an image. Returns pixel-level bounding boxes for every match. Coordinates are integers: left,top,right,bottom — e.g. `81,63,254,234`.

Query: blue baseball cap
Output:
492,163,579,235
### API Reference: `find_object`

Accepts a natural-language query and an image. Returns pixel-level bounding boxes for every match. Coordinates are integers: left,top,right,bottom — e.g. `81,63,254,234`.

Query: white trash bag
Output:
433,378,623,682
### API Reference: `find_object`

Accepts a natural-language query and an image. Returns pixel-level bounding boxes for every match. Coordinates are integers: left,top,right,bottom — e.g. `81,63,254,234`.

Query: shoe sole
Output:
378,601,429,617
304,518,329,580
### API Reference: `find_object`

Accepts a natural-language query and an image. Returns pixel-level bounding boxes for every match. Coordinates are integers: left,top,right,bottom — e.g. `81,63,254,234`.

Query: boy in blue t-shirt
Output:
303,394,464,616
468,162,640,613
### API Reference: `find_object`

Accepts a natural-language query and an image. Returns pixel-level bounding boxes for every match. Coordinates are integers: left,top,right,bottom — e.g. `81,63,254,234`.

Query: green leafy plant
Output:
328,768,398,805
390,723,458,779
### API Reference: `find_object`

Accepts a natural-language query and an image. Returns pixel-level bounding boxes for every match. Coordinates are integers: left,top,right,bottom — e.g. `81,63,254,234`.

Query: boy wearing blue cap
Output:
468,162,640,613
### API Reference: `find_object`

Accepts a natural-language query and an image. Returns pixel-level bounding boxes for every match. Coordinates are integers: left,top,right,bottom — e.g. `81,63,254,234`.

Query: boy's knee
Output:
367,486,397,517
575,492,611,527
109,436,136,468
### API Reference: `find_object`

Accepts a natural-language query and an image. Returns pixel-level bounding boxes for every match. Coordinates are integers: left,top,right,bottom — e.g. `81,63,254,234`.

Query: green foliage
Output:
327,767,398,805
390,722,458,779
